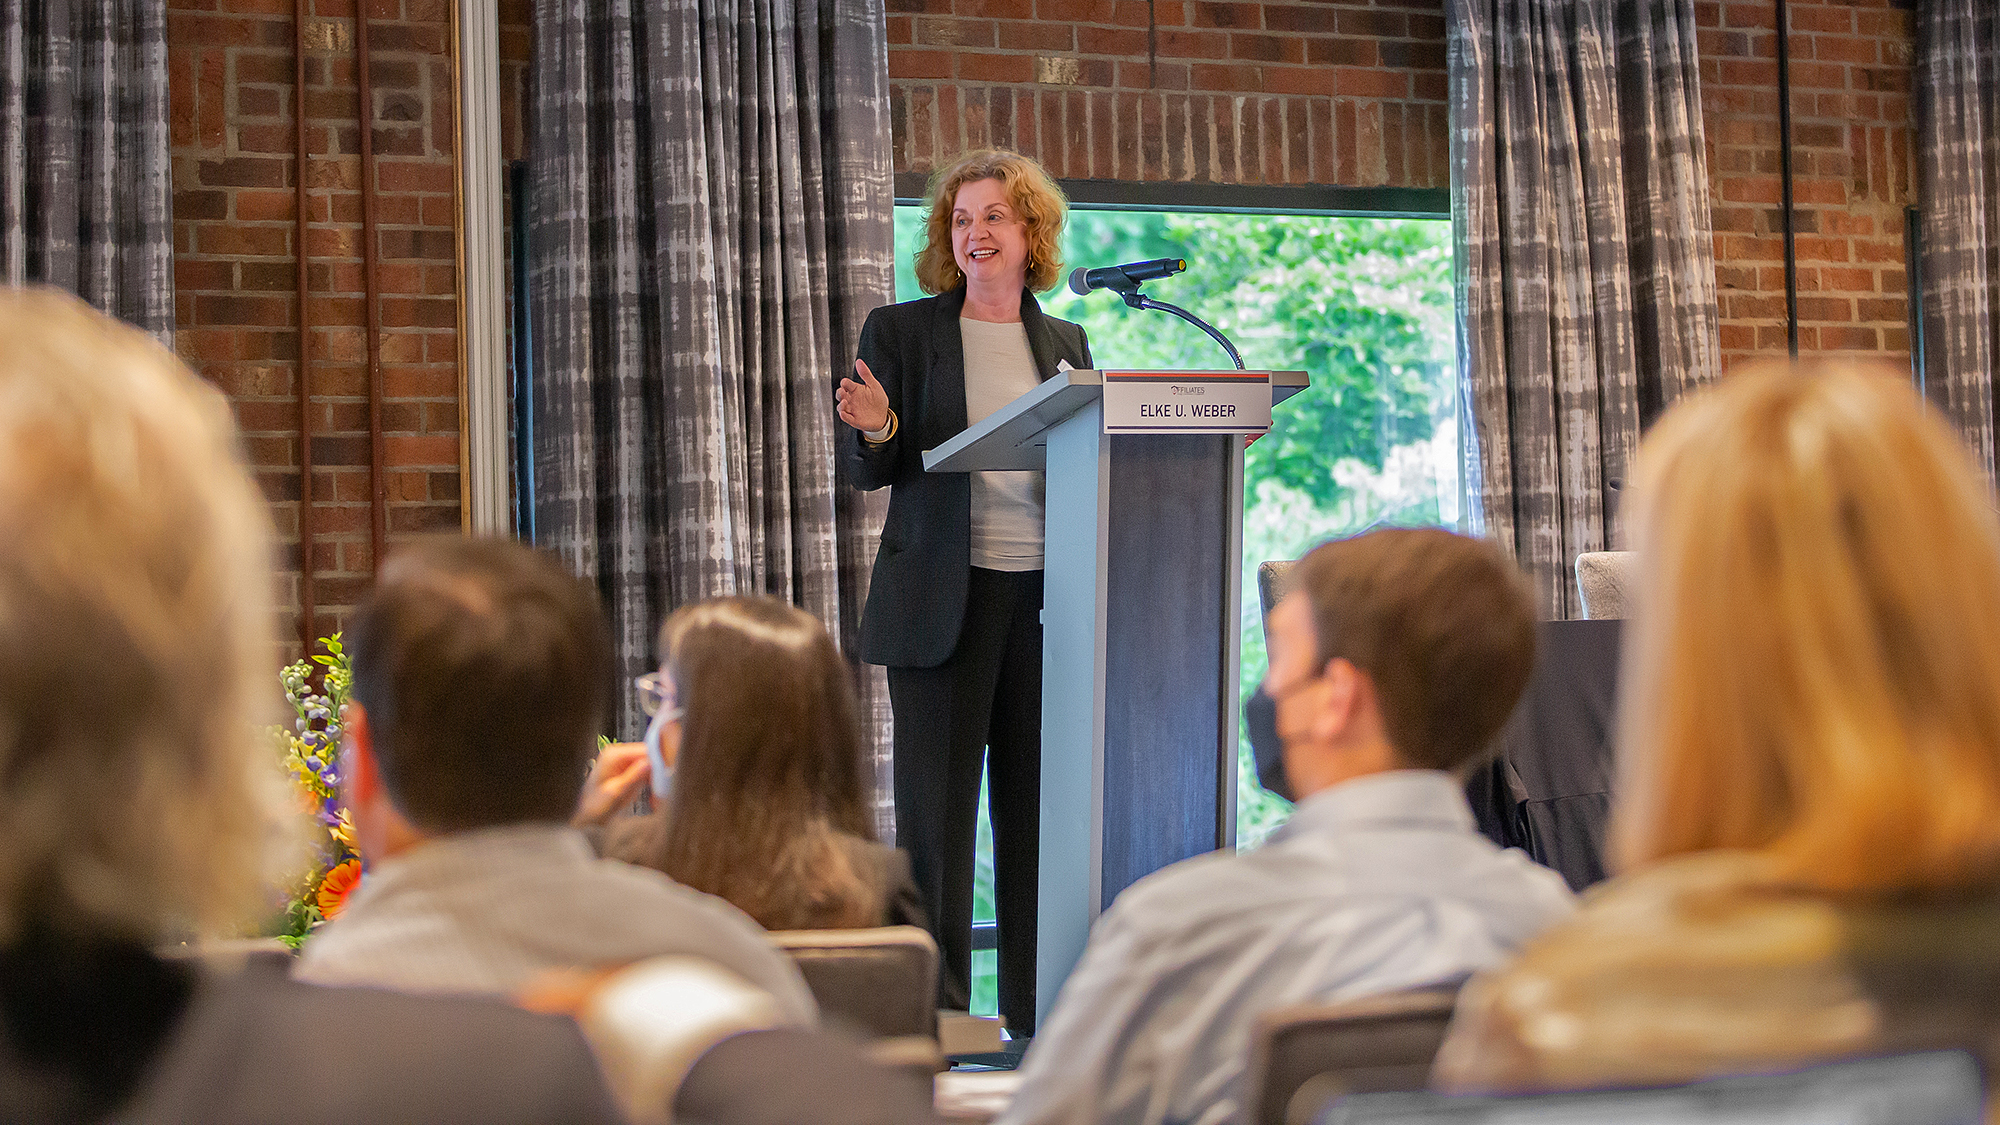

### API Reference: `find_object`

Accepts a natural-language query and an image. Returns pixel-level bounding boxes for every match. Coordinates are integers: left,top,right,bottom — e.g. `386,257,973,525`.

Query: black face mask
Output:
1244,684,1293,803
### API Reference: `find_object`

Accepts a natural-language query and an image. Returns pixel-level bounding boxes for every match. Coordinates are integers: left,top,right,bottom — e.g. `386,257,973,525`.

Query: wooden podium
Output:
924,367,1307,1024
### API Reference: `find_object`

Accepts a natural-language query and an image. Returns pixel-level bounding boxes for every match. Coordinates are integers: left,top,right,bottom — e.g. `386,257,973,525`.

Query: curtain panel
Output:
1918,0,2000,480
1450,0,1721,617
529,0,895,826
0,0,173,337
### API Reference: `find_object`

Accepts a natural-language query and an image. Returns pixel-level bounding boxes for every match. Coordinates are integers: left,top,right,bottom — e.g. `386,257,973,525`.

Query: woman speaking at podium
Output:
835,149,1091,1036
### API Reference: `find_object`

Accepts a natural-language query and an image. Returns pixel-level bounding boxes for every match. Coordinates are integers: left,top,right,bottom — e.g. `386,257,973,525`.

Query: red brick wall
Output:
500,0,531,163
168,0,462,653
164,1,1915,654
896,0,1916,374
1700,0,1914,371
888,0,1450,187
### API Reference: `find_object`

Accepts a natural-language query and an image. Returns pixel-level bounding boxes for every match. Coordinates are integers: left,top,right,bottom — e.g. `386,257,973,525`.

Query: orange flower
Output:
316,859,362,920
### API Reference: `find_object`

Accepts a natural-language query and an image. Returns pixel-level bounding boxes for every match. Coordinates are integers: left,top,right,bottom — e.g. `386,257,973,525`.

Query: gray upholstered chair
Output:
1257,559,1299,624
1316,1050,1978,1125
1573,551,1636,620
769,925,942,1073
1243,985,1462,1125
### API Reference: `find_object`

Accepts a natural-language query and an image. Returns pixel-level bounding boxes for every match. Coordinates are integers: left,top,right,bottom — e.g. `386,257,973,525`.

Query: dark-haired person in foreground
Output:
998,529,1576,1125
0,288,621,1124
294,536,815,1025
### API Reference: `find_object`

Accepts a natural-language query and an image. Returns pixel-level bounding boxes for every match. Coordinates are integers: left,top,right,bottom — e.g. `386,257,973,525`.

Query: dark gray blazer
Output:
841,285,1092,669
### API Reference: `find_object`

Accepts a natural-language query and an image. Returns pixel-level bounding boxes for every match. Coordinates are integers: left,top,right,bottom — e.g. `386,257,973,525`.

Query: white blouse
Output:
959,316,1045,571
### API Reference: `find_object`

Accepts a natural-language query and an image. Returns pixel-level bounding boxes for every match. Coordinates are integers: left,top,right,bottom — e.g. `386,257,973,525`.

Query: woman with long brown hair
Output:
578,596,922,935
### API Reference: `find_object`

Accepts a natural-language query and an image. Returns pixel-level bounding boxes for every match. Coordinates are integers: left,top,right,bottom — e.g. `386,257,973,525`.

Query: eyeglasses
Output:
634,672,677,718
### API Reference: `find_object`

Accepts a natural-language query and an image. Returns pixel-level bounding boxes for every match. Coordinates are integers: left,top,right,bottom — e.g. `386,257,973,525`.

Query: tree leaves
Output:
1045,212,1453,507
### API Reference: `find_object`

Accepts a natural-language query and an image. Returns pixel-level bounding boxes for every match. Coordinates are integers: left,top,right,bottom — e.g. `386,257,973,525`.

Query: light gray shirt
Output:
293,823,818,1027
960,316,1045,571
998,770,1576,1125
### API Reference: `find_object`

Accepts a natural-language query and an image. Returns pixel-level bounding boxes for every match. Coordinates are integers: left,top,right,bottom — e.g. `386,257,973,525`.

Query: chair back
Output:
1245,984,1462,1125
1257,560,1298,624
676,1028,941,1125
1573,551,1636,620
1317,1050,1980,1125
769,925,939,1040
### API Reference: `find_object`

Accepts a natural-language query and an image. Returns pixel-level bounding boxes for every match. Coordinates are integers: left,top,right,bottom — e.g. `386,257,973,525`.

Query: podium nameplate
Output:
1101,369,1273,435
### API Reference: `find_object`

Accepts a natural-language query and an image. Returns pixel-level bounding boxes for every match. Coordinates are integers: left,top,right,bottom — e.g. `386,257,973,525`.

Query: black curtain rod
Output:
1778,0,1799,358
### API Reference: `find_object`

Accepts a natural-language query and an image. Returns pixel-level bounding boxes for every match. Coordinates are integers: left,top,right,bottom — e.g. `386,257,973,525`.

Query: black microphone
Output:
1067,257,1187,296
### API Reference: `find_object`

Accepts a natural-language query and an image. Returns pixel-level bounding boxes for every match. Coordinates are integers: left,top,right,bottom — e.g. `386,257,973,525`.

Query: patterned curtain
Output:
1450,0,1721,617
0,0,173,337
1918,0,2000,480
529,0,896,827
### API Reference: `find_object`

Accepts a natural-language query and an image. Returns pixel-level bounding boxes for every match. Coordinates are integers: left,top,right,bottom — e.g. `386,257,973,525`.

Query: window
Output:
893,202,1459,1013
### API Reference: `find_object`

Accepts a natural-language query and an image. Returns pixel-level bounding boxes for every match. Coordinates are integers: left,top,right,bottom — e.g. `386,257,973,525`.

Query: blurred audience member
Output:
0,289,622,1123
1435,363,2000,1092
1000,529,1576,1125
295,537,815,1025
577,596,927,937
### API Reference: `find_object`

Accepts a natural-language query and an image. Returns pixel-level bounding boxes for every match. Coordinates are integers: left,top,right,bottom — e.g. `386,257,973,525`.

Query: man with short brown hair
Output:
1000,528,1576,1125
294,535,815,1025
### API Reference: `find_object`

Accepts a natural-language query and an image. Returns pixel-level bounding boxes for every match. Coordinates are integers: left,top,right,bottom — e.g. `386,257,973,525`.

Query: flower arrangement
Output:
273,635,360,947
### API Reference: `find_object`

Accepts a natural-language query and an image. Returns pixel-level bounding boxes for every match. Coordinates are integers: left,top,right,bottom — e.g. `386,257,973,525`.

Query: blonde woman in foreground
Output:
0,289,621,1123
1433,362,2000,1094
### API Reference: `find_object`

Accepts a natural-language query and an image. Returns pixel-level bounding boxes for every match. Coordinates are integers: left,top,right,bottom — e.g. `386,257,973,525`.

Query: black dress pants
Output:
887,567,1042,1037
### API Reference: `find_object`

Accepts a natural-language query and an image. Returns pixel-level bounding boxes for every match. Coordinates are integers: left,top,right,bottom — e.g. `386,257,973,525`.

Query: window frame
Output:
893,173,1448,219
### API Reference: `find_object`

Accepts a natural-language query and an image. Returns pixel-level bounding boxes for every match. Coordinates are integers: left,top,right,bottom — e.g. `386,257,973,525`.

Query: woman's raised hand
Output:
573,741,651,828
836,359,891,434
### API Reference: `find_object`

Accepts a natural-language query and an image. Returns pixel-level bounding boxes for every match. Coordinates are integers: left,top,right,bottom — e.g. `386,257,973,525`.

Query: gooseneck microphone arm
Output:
1068,258,1246,370
1118,290,1244,370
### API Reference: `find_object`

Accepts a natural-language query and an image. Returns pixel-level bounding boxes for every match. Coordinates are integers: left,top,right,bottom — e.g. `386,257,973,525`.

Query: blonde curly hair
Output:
914,149,1069,295
0,288,289,946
